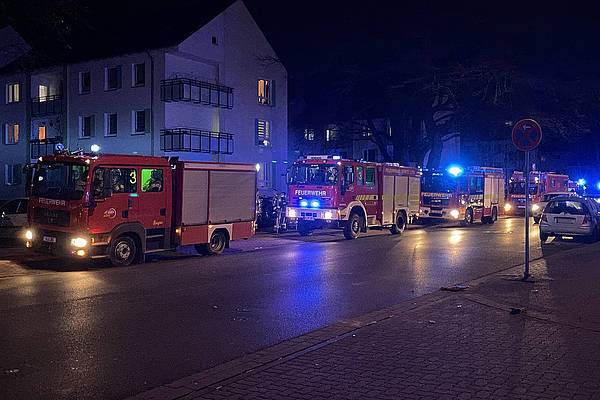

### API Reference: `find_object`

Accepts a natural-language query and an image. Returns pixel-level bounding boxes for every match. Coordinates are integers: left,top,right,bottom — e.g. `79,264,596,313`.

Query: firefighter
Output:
111,170,125,193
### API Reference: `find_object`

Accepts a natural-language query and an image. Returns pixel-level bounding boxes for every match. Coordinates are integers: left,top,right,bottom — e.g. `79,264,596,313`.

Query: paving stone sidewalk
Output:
129,243,600,400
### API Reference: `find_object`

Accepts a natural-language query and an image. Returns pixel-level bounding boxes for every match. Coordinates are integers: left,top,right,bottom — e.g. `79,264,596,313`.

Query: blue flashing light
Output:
597,182,600,190
447,165,464,177
300,200,308,207
332,155,341,160
311,200,320,208
578,178,586,186
129,193,138,197
271,160,277,163
54,143,65,151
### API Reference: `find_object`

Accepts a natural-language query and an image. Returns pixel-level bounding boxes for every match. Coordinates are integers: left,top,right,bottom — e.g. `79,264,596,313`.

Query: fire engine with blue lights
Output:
420,166,505,224
286,156,421,239
505,171,569,215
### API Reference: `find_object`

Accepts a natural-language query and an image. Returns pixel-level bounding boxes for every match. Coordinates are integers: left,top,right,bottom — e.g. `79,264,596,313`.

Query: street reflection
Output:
449,229,462,245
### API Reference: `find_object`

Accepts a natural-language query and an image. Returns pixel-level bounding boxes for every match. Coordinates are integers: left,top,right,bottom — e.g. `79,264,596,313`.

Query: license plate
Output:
555,217,575,224
43,236,56,243
303,215,315,221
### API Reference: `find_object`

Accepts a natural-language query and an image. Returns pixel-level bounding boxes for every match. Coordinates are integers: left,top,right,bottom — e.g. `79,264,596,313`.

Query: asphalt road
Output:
0,217,584,400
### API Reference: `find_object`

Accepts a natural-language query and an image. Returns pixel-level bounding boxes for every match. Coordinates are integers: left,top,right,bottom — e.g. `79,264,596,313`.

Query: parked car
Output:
532,192,576,223
539,196,600,243
0,198,29,238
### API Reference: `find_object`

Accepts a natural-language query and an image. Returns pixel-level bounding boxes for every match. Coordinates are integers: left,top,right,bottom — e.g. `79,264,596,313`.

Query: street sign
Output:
511,118,542,281
512,119,542,151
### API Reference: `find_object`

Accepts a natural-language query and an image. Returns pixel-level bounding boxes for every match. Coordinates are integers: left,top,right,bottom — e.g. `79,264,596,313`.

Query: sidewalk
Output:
129,243,600,400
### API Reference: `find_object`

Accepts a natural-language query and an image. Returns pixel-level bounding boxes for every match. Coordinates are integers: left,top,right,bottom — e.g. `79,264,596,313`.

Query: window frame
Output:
4,123,19,144
104,113,118,137
6,82,20,104
365,166,376,186
104,66,122,91
78,115,94,138
79,71,91,94
255,118,271,146
257,79,273,105
132,110,146,134
141,168,164,192
132,63,145,87
4,164,22,186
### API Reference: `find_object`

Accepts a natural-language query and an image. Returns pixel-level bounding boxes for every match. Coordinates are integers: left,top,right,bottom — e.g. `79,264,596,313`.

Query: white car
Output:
539,196,600,243
0,198,29,238
532,192,575,223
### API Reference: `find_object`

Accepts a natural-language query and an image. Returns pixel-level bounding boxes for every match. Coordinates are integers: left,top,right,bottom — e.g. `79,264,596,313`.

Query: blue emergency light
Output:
311,200,320,208
447,165,464,177
578,178,586,186
300,200,308,207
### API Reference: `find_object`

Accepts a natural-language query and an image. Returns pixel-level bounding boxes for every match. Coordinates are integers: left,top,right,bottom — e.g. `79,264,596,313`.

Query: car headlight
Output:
288,209,297,218
450,209,460,219
300,200,308,207
324,211,333,220
504,203,512,212
311,200,320,208
25,230,33,240
71,237,88,248
532,204,540,212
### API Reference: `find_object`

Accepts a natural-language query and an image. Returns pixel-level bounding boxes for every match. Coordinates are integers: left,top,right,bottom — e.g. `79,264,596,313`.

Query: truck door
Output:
88,166,138,234
137,167,170,250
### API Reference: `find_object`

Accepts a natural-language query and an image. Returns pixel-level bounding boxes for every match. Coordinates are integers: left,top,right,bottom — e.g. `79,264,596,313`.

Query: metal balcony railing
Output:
30,136,64,159
160,128,233,155
31,95,63,116
160,78,233,109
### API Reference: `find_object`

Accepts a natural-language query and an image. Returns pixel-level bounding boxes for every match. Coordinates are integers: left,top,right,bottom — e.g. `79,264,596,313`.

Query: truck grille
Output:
33,207,70,227
423,197,450,206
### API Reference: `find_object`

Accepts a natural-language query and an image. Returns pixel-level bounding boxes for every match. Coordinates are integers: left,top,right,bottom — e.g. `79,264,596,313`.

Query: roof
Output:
1,0,235,69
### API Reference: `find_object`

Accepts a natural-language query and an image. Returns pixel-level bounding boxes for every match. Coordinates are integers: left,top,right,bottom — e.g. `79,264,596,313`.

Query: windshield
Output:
33,162,90,201
509,182,538,195
421,172,457,193
290,164,339,186
545,200,588,215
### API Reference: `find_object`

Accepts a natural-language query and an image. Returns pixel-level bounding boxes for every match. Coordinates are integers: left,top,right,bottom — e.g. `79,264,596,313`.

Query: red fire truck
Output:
24,152,256,266
505,171,569,215
420,166,505,224
286,157,421,239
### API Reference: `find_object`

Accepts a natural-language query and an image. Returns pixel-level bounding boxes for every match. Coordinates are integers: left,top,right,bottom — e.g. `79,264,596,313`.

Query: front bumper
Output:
25,229,100,258
419,207,462,220
286,207,339,222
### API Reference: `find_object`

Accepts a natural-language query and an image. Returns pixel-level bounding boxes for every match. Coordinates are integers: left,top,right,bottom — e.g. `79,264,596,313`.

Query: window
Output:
105,113,117,136
4,124,19,144
79,71,91,94
38,85,48,100
92,167,137,196
38,126,46,140
105,66,122,90
0,198,27,214
365,167,375,185
342,165,354,192
304,129,315,141
469,176,484,194
132,63,145,86
325,129,336,142
4,164,22,185
141,169,163,192
132,110,148,134
356,166,364,186
257,79,273,105
255,119,271,146
6,83,20,103
211,36,218,45
257,162,271,187
79,115,94,138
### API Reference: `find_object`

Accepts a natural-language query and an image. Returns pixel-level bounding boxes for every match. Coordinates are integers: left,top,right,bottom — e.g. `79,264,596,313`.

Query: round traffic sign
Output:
512,119,542,151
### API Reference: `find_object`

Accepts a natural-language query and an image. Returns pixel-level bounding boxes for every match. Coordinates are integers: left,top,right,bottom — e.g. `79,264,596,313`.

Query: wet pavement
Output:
0,217,587,399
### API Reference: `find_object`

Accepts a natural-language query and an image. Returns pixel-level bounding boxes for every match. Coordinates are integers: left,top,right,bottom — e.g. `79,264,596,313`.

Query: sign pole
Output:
524,150,530,280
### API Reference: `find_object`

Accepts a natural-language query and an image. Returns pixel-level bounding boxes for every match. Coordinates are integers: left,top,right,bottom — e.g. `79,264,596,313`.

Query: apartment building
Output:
0,0,288,200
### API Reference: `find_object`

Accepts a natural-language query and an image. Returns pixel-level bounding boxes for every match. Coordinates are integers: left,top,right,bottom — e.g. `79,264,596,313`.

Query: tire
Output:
540,232,549,243
344,212,362,239
464,209,474,225
196,230,227,255
297,220,312,236
109,235,137,267
390,212,406,235
491,207,497,224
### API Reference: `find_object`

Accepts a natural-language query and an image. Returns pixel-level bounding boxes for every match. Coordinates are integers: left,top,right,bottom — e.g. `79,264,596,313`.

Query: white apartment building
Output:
0,1,288,200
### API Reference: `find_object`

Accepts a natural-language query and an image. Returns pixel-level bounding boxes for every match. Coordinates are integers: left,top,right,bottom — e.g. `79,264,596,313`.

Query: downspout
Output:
146,51,155,156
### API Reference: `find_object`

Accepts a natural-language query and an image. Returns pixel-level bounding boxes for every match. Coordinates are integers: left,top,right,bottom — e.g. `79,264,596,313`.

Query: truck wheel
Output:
297,220,312,236
461,209,474,226
492,207,498,223
109,235,137,267
196,230,227,255
344,212,362,240
390,212,405,235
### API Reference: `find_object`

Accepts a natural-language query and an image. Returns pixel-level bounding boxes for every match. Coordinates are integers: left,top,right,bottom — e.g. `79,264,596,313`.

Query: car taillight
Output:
582,215,590,225
541,213,547,222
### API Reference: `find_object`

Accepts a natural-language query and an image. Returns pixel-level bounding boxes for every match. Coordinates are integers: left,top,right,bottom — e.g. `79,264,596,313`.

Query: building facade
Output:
0,1,288,199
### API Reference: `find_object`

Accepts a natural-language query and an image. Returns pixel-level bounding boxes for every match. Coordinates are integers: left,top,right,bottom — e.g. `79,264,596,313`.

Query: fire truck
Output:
420,166,505,224
505,171,569,215
286,157,421,239
24,151,256,266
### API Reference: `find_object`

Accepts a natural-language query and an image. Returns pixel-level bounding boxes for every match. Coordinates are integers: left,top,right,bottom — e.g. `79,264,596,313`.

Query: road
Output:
0,217,583,400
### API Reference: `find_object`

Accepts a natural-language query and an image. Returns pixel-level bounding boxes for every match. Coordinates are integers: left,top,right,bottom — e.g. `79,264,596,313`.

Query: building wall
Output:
0,72,28,199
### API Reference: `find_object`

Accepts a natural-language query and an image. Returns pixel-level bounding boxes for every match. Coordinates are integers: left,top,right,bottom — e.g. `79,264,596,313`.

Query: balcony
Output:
160,78,233,109
161,128,233,155
31,95,63,117
30,136,64,159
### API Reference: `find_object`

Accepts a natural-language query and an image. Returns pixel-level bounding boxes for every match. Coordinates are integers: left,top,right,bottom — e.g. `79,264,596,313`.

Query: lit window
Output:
79,71,91,94
105,113,117,136
38,85,48,101
6,83,20,103
4,124,19,144
255,119,271,146
257,79,273,105
326,129,337,142
304,129,315,141
132,63,145,86
105,66,122,90
79,115,94,138
38,126,46,140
